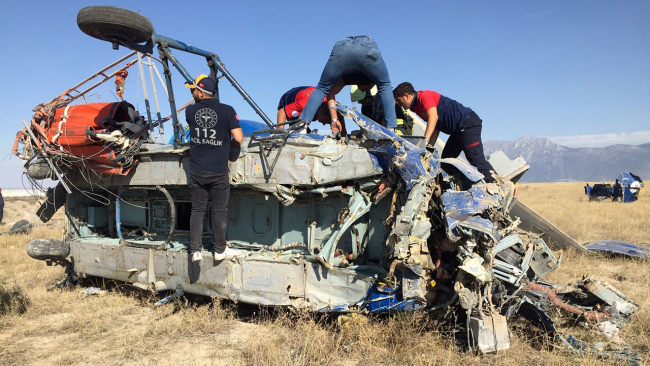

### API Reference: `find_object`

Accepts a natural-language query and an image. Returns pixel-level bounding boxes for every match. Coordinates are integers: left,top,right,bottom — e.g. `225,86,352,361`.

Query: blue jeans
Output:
299,36,397,128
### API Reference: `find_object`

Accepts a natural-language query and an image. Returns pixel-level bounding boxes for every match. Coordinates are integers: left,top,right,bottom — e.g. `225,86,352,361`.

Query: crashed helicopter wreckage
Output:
16,5,640,361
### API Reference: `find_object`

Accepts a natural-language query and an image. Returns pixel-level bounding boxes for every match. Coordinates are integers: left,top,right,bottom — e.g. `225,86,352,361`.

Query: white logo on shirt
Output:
195,108,218,128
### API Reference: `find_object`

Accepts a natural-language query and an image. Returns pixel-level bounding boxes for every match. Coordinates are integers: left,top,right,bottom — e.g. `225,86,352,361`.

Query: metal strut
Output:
124,32,276,128
156,45,184,147
249,121,307,180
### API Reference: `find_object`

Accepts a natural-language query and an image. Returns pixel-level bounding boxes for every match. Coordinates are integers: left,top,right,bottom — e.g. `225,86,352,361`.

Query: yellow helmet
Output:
350,85,378,102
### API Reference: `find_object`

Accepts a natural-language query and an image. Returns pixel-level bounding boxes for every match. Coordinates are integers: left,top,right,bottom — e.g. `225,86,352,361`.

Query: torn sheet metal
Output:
441,186,502,240
356,283,423,313
342,106,438,189
459,256,491,283
566,336,642,366
492,233,522,253
528,237,560,278
584,240,650,260
470,312,510,353
442,186,502,221
456,217,500,243
583,279,638,312
485,150,530,183
316,188,373,268
436,157,485,182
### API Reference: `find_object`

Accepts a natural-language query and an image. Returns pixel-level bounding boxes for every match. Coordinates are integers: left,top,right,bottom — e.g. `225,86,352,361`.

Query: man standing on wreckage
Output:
184,74,243,262
394,82,496,182
297,36,398,134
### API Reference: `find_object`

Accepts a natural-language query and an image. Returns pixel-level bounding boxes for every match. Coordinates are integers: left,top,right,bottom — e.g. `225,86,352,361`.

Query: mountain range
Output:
483,136,650,183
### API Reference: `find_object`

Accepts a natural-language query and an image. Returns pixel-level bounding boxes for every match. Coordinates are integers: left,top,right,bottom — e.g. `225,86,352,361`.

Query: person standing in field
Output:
613,179,622,202
0,188,4,224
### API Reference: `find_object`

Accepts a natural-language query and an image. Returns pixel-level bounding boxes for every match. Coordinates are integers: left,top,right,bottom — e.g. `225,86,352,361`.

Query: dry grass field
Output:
0,183,648,366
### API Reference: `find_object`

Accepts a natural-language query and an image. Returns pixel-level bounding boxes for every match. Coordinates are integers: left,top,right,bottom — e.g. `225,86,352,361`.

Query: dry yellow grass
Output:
0,185,648,366
517,182,649,245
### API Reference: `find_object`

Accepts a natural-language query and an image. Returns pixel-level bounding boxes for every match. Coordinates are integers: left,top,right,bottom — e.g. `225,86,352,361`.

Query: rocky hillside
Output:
483,136,650,182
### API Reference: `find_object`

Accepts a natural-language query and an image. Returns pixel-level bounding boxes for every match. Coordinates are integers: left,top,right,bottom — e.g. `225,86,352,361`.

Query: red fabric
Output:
411,90,441,120
283,87,327,120
284,87,316,119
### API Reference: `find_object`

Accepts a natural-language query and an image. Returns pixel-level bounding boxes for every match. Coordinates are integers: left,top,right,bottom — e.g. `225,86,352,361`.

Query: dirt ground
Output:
0,183,648,366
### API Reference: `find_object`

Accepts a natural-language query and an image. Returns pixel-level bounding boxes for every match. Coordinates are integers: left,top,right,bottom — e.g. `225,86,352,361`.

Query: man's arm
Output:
326,78,346,122
424,107,439,145
277,109,287,125
429,128,441,147
231,127,243,143
328,99,343,133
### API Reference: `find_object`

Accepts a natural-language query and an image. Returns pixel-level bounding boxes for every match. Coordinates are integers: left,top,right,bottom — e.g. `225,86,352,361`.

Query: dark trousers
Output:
189,170,230,253
441,113,496,183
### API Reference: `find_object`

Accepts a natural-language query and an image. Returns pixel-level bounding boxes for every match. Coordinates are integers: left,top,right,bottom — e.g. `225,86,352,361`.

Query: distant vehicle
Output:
585,172,644,203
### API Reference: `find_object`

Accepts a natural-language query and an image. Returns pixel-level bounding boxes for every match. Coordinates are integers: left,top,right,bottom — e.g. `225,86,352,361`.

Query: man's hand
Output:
427,128,440,147
331,119,343,134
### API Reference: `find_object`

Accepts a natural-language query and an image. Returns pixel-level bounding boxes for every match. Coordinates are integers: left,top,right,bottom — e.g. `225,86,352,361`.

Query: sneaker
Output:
192,251,203,262
213,247,235,261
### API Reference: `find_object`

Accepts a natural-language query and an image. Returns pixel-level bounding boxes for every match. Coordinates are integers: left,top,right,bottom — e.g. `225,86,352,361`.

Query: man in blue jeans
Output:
185,74,243,262
299,36,397,133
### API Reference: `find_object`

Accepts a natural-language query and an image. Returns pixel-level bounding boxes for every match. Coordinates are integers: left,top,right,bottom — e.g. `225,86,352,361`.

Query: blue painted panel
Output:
359,284,423,312
227,194,279,245
585,240,650,259
252,205,271,235
280,200,309,246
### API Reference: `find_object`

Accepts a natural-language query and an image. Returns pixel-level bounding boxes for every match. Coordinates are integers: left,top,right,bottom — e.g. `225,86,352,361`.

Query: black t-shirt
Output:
361,95,412,128
185,98,240,172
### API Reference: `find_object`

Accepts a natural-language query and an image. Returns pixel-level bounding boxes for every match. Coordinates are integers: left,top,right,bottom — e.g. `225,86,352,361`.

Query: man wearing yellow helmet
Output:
350,85,413,135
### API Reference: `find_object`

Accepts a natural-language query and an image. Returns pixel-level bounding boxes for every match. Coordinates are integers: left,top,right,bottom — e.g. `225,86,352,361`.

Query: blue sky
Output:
0,0,648,187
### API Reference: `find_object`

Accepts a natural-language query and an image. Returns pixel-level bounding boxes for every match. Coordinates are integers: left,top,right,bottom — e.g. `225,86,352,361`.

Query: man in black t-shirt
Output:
185,74,243,262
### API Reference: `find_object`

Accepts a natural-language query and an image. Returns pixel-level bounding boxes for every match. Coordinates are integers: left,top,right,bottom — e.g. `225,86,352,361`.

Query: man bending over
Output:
394,82,495,182
299,36,397,133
